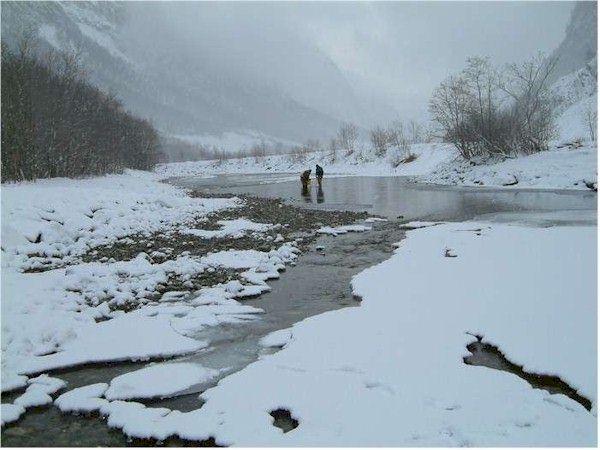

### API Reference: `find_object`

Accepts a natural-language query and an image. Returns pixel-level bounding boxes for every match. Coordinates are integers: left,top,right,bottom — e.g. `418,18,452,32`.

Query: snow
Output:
156,67,597,193
27,374,67,393
157,141,596,191
420,62,597,189
422,145,597,189
202,246,297,270
555,93,597,143
76,23,126,60
75,218,595,445
364,217,388,223
2,127,595,444
183,218,276,239
1,171,301,393
105,363,219,400
1,374,28,393
19,314,207,375
54,383,110,413
316,224,371,236
155,143,457,180
13,388,53,409
399,221,441,229
259,328,293,348
38,24,61,49
1,403,25,427
1,374,66,426
1,170,239,271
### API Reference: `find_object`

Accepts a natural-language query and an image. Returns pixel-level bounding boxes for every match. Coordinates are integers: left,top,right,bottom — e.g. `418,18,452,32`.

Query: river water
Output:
176,174,597,223
2,175,596,446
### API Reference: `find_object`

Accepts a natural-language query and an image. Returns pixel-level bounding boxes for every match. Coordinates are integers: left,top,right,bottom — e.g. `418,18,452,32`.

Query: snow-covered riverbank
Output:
2,170,596,446
156,142,597,191
0,171,305,420
26,215,597,446
1,170,376,429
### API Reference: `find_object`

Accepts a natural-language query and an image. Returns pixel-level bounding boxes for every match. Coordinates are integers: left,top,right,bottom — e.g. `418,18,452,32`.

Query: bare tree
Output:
370,126,390,157
429,54,558,160
2,39,160,181
337,122,359,156
584,104,597,143
386,121,412,167
497,53,559,154
327,137,339,162
250,140,268,162
407,120,423,143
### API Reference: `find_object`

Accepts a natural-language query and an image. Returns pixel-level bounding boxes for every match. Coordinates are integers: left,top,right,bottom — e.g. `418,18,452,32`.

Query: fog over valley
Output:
2,1,578,149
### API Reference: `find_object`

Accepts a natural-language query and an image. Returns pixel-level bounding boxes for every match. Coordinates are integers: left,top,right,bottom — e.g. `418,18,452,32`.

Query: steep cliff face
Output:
549,2,597,143
550,1,597,82
1,1,351,142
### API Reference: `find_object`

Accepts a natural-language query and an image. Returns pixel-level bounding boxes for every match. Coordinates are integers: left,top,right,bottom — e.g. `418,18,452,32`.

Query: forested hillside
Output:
1,1,368,142
1,43,160,181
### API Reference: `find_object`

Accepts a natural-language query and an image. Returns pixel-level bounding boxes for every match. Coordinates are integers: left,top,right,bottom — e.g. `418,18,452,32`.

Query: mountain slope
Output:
1,1,353,142
549,2,597,143
549,1,597,82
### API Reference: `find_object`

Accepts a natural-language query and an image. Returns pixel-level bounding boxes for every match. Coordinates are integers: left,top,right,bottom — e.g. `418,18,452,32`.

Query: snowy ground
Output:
0,170,314,425
155,142,458,180
1,169,378,430
40,217,597,446
422,144,597,190
2,166,596,445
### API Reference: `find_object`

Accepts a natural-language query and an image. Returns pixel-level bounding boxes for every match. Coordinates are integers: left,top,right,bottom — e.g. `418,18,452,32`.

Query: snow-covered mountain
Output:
549,1,597,83
1,1,381,143
549,2,597,143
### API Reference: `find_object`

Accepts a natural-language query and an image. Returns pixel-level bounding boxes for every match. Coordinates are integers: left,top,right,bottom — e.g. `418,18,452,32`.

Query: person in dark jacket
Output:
315,164,324,187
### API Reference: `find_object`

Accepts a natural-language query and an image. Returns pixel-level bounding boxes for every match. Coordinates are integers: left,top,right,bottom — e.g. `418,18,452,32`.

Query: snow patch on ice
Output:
54,383,109,413
316,225,371,236
260,329,293,348
1,403,25,427
105,363,219,400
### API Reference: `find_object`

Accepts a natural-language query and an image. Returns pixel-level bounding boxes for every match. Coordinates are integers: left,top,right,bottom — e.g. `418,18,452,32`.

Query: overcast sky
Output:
129,1,575,122
308,1,574,116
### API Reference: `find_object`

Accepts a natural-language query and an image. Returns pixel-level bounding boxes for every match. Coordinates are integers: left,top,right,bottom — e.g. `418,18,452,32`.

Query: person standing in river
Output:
300,169,311,190
316,164,324,188
300,169,311,200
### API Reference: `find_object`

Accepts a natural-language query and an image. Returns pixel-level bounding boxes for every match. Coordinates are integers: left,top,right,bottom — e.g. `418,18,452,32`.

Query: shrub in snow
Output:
430,55,559,159
337,122,359,156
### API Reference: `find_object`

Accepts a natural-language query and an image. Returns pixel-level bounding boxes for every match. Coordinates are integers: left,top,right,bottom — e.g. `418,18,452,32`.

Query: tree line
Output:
1,39,161,182
429,55,559,159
